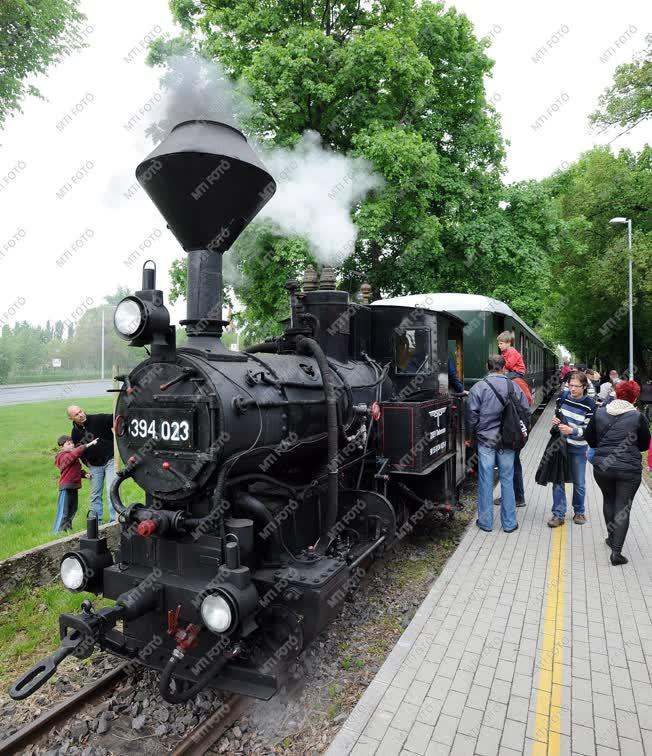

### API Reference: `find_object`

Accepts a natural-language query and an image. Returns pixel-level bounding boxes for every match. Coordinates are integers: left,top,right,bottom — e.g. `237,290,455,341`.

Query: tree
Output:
0,0,86,127
0,339,10,383
541,147,652,374
157,1,557,339
590,34,652,135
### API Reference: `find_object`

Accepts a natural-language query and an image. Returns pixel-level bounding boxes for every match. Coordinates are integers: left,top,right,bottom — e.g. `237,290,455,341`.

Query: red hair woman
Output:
585,381,651,565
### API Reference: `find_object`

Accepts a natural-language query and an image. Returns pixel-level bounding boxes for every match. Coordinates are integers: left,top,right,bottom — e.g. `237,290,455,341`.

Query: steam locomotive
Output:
11,121,471,703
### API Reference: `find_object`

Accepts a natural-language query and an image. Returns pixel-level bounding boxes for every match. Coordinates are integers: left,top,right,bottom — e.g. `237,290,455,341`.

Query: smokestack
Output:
135,120,276,336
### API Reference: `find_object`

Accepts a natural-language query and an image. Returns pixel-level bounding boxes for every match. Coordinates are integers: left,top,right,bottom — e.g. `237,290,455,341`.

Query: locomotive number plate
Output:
125,409,195,449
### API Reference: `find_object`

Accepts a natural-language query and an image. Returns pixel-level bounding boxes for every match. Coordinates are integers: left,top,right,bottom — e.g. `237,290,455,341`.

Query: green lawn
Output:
0,398,142,560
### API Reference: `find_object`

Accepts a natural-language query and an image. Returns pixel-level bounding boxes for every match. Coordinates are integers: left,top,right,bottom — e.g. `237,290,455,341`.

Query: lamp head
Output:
113,261,174,355
609,217,627,224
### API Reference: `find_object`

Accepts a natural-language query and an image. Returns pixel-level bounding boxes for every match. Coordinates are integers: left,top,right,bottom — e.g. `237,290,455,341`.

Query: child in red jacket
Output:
497,330,526,377
53,435,97,532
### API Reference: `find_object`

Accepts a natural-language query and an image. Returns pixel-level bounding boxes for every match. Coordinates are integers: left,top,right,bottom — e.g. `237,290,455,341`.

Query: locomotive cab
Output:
369,300,467,510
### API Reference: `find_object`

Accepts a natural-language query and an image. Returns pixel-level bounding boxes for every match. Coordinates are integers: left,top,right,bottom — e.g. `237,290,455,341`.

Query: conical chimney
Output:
136,120,276,336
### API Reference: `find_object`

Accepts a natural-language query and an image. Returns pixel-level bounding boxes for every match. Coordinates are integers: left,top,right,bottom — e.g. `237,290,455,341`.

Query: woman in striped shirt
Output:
547,371,596,528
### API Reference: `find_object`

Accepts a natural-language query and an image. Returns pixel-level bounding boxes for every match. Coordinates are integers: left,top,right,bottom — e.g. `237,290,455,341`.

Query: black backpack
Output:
483,377,531,451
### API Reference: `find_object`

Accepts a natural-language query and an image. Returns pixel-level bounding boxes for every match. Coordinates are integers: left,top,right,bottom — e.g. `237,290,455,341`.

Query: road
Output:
0,380,113,406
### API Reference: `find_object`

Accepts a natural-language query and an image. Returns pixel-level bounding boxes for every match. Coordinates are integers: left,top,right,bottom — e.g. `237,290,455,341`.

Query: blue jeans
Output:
478,445,517,531
552,450,587,518
89,460,117,522
514,450,524,502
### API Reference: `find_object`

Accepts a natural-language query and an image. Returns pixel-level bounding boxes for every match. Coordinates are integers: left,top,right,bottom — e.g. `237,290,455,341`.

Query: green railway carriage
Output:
376,293,558,410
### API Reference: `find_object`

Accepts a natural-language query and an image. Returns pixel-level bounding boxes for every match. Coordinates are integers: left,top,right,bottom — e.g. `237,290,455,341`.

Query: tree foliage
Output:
157,0,650,375
590,34,652,133
0,0,86,126
541,147,652,374
159,0,562,339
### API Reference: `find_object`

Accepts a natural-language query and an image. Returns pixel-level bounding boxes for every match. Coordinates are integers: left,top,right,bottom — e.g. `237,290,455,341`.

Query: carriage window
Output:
395,328,431,374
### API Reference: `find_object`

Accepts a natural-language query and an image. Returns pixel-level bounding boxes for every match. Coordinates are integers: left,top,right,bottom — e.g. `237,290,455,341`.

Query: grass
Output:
0,398,142,560
0,582,114,692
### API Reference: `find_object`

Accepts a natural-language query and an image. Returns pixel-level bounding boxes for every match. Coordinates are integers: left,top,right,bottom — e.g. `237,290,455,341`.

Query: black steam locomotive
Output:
11,121,467,704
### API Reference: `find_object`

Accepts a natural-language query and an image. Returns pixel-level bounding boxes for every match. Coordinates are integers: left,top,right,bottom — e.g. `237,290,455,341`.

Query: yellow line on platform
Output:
532,513,567,755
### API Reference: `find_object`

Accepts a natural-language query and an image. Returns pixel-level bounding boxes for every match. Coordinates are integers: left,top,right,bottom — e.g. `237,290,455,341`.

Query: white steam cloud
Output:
153,55,383,266
258,132,383,264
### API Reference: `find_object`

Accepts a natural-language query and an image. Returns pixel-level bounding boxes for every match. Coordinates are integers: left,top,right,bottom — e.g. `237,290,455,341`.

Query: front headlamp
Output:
114,297,145,339
113,290,171,348
60,555,86,591
60,539,114,594
200,592,236,634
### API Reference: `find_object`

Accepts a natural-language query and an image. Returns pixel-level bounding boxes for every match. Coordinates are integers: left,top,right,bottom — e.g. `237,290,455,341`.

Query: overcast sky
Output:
0,0,650,328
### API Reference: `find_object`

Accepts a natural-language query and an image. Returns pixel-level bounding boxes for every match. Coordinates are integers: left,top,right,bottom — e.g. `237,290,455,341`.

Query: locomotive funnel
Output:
136,120,276,252
136,120,276,336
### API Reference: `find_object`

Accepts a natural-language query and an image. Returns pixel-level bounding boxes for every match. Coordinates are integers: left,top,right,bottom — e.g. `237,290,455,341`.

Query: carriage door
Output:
492,314,505,356
448,324,466,485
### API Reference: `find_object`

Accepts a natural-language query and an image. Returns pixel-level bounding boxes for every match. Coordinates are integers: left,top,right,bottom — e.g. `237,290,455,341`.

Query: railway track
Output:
0,662,128,756
172,693,249,756
0,663,249,756
0,662,249,756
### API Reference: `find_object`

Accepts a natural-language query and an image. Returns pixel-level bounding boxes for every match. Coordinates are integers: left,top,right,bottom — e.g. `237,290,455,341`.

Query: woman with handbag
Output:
585,380,651,565
547,372,595,528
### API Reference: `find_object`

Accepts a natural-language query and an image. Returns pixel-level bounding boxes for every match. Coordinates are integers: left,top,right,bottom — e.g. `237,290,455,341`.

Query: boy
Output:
53,435,97,533
497,331,526,378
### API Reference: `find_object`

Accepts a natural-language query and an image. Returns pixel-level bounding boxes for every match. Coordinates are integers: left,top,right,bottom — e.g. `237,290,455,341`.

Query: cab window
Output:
395,328,431,375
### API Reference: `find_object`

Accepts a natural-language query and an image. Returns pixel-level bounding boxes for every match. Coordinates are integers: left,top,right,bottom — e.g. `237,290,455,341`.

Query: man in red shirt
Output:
53,435,97,532
559,360,571,382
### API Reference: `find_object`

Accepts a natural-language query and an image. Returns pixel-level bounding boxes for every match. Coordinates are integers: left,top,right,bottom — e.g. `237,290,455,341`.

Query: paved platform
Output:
327,399,652,756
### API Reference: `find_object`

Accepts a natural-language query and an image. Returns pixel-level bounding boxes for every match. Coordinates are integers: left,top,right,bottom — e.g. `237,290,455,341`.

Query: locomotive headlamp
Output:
200,592,235,634
113,263,174,351
60,517,114,593
114,298,144,337
60,555,86,591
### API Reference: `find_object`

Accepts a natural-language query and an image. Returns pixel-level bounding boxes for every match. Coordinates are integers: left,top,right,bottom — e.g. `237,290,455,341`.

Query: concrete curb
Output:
0,379,107,390
0,523,120,601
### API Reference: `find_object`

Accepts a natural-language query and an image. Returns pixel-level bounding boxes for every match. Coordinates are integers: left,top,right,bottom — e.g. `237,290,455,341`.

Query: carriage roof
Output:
371,293,549,347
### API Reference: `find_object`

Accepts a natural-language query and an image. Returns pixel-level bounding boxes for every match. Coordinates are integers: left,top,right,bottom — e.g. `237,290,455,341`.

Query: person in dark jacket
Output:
447,356,467,395
53,435,97,532
67,405,116,523
466,355,530,533
585,380,651,565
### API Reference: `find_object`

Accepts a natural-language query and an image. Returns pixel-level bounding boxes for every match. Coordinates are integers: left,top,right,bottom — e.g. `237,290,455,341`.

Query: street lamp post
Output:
101,307,105,381
100,305,115,381
609,217,634,378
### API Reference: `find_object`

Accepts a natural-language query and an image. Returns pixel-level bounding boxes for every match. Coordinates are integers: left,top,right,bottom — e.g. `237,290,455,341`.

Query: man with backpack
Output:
466,354,531,534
